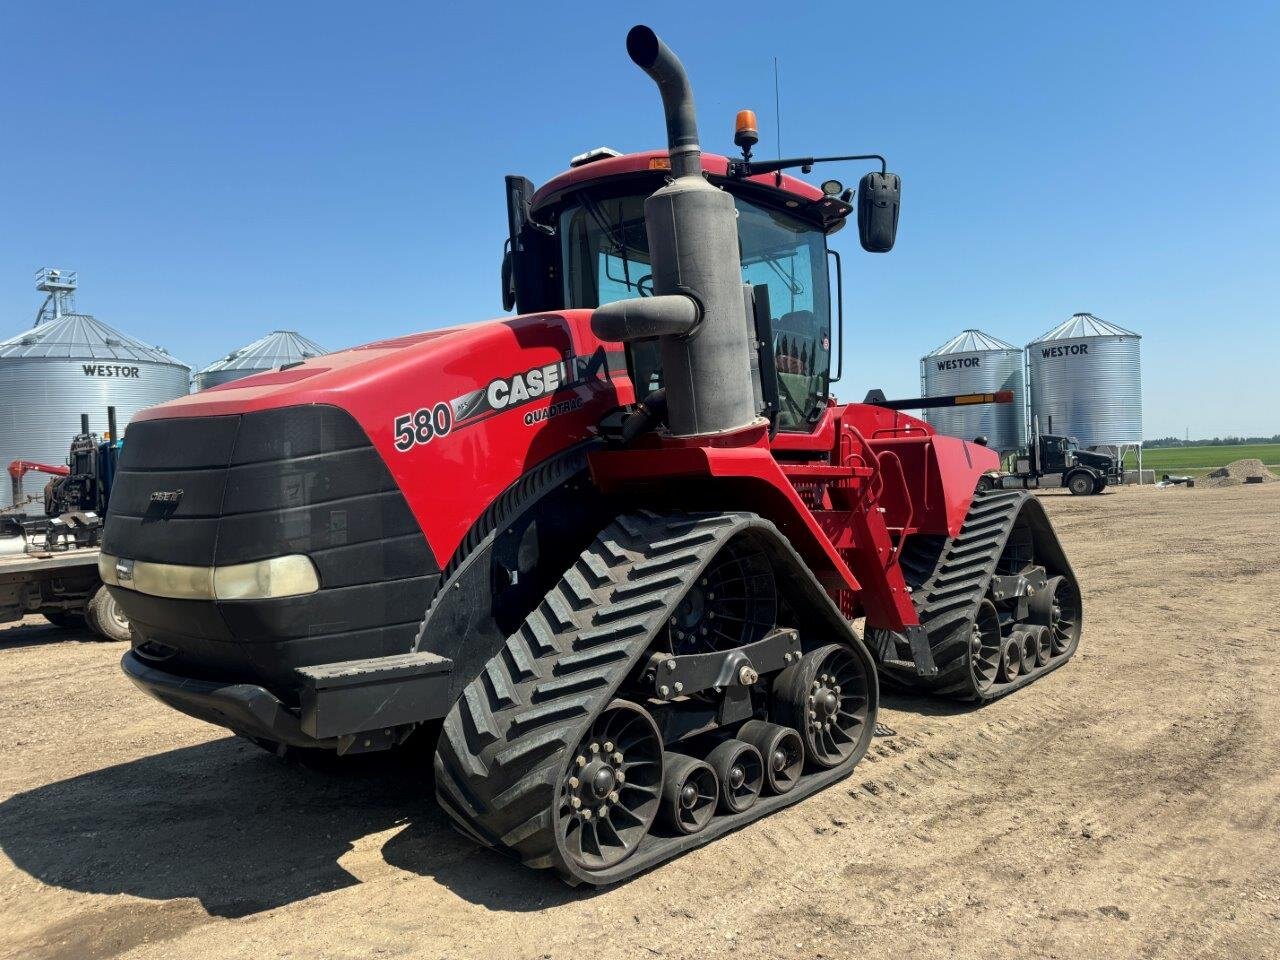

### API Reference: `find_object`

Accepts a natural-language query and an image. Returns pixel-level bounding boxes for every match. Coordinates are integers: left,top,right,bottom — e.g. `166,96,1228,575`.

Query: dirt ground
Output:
1,483,1277,960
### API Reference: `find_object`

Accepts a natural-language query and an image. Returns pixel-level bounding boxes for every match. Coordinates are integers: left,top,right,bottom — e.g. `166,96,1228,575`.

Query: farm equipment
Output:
0,408,130,638
103,26,1081,884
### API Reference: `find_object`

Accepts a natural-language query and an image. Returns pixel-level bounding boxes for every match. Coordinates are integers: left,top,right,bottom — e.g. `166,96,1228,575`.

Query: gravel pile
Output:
1202,458,1279,487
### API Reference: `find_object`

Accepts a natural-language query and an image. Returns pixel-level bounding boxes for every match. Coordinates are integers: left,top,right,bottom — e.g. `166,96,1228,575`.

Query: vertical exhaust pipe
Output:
625,27,702,179
80,414,90,435
107,405,118,443
592,26,760,437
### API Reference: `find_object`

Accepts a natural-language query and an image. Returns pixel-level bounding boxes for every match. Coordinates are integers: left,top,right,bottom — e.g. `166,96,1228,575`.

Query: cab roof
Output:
530,150,851,232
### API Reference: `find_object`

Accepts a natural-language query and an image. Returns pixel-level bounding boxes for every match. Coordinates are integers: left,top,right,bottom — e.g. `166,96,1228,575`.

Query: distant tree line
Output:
1144,435,1280,448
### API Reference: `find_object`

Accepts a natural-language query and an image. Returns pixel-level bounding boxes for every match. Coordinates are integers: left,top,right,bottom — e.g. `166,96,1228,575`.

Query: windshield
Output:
560,192,831,431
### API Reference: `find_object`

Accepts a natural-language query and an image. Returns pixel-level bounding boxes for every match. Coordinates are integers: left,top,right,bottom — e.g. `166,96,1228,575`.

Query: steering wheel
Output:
636,274,654,297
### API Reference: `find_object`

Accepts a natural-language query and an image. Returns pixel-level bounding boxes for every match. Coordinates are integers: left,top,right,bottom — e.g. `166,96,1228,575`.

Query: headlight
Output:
99,553,319,601
212,555,320,600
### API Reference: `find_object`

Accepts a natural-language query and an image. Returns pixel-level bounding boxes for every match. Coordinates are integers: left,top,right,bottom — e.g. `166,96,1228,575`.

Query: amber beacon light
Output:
734,109,759,159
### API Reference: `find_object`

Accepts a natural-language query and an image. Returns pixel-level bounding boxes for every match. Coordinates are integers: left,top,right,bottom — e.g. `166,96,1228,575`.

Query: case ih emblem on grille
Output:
115,558,135,583
150,489,183,504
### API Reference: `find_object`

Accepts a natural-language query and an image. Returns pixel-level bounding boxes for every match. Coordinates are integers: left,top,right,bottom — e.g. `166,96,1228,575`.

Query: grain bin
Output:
194,330,328,391
920,329,1027,454
1027,313,1142,451
0,269,190,505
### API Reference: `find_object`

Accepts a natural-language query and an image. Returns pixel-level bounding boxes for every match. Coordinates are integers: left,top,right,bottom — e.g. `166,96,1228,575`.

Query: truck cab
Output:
1038,434,1113,481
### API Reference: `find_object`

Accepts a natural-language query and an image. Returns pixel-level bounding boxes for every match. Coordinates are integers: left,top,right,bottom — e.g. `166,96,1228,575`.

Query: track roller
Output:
1019,630,1038,674
737,720,803,795
661,754,718,835
706,739,763,813
774,643,871,770
1029,624,1052,667
1000,636,1022,683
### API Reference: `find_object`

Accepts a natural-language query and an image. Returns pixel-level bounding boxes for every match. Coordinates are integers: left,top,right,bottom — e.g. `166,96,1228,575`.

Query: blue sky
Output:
2,1,1276,439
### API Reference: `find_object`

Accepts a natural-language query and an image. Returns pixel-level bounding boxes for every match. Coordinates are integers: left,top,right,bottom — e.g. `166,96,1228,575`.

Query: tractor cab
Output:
503,147,896,432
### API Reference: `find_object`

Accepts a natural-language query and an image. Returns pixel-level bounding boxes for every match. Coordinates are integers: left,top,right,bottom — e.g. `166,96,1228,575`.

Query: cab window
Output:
560,190,832,431
734,199,831,430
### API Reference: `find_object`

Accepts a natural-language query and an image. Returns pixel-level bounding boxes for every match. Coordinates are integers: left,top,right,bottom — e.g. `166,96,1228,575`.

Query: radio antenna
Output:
773,56,782,156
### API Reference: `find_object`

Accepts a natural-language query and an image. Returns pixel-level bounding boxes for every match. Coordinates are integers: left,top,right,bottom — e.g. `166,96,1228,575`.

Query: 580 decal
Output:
393,402,453,451
389,348,621,454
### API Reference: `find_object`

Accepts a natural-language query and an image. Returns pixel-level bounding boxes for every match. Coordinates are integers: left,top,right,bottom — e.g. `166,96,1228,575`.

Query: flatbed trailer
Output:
0,545,128,639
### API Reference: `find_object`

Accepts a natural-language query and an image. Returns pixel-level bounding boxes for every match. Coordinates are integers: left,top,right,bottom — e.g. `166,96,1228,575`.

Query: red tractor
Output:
102,26,1081,885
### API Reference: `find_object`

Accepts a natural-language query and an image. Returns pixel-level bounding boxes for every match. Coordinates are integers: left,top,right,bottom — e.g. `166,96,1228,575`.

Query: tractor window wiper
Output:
584,196,639,259
762,257,804,297
585,196,650,293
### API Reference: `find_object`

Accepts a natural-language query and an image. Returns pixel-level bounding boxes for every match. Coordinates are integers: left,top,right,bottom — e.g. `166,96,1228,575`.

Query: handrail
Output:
874,448,913,569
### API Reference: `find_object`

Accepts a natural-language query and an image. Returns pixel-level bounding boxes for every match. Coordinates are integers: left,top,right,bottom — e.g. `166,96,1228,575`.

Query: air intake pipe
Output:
590,25,760,438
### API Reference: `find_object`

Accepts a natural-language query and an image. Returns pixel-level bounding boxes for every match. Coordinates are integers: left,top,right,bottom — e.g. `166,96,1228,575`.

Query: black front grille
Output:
104,404,440,698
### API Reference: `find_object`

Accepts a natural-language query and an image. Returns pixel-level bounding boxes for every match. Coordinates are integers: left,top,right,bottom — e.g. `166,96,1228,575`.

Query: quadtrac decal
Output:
391,347,621,452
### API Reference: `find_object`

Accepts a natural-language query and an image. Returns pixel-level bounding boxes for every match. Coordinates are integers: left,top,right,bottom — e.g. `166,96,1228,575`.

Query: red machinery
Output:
102,26,1080,885
7,460,69,509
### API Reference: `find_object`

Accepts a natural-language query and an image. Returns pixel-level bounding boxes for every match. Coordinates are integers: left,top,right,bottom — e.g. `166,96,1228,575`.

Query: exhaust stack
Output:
625,27,702,180
591,25,760,438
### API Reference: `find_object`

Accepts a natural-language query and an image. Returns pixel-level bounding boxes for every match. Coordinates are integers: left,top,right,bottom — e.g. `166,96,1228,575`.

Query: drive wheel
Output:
1068,473,1094,496
773,644,870,770
557,700,663,872
969,599,1003,695
87,586,131,642
666,536,777,655
1032,575,1081,656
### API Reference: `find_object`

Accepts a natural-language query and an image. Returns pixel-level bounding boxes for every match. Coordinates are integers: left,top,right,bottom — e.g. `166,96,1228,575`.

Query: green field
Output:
1138,443,1280,477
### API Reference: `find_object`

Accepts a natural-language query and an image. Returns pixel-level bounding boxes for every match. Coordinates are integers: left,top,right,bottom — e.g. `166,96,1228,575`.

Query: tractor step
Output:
297,650,453,745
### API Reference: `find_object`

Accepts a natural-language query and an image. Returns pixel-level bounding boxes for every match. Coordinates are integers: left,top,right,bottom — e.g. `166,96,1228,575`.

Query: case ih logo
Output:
1040,343,1089,358
392,348,611,452
936,357,981,371
82,364,142,378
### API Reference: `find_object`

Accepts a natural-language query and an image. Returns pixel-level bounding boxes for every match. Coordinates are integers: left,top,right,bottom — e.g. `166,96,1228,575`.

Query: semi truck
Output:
978,418,1115,495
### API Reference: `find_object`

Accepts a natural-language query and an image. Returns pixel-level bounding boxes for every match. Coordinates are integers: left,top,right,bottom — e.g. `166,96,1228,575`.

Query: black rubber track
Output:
433,510,878,885
417,443,592,619
872,490,1081,701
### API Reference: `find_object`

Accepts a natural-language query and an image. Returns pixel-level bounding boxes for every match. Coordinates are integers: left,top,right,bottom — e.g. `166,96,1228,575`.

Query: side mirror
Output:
503,175,536,312
501,243,516,311
857,172,901,252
